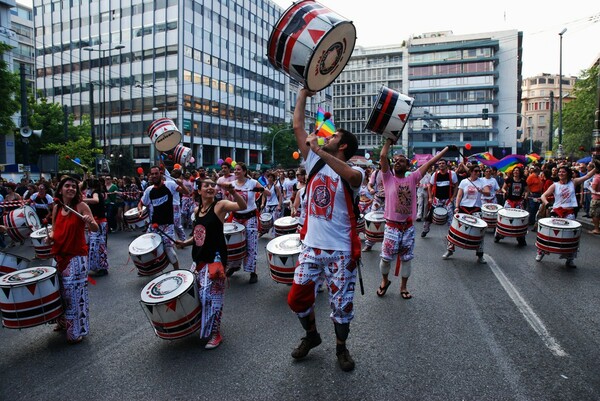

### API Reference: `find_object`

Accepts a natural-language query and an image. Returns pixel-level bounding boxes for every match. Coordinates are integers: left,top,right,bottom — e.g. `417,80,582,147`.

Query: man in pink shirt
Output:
376,138,452,299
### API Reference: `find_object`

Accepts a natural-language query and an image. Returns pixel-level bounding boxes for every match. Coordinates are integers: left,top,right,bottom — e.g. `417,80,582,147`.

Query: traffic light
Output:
482,108,488,120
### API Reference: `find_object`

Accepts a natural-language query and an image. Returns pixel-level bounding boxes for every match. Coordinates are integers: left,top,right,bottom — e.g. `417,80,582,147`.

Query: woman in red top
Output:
48,176,99,344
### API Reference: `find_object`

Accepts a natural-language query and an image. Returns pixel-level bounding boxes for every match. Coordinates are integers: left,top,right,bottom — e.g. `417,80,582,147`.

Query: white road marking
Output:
486,255,568,357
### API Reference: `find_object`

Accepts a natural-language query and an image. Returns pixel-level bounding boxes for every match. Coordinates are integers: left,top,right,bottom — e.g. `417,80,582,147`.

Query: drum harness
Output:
302,158,365,295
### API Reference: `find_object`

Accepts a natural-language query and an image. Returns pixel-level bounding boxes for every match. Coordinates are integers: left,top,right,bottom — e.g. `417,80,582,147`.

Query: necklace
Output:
200,202,213,214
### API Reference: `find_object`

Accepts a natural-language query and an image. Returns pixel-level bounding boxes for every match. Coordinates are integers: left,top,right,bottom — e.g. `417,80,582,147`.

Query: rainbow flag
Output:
491,154,528,173
525,153,541,163
469,152,498,165
315,107,336,138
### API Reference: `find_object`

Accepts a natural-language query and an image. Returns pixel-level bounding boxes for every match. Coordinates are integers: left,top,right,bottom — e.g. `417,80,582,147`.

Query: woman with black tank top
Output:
82,178,109,276
175,178,246,349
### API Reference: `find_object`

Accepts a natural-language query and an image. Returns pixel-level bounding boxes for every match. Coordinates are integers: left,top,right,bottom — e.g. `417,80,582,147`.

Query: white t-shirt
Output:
216,174,236,200
233,178,259,213
302,151,364,251
282,177,297,201
458,177,486,208
480,177,500,202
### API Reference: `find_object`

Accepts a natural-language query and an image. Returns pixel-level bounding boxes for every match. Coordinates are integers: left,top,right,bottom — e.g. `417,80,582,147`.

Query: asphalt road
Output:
1,222,600,401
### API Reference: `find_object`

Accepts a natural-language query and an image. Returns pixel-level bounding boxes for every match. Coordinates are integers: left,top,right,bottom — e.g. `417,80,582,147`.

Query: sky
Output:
270,0,600,78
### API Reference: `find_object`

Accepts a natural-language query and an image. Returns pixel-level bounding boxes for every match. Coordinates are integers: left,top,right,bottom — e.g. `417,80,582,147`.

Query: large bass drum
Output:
364,86,415,143
268,0,356,91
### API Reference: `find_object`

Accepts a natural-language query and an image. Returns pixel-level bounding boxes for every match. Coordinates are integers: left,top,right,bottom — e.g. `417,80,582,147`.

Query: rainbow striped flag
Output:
316,107,336,138
525,153,541,163
469,152,498,165
492,154,528,173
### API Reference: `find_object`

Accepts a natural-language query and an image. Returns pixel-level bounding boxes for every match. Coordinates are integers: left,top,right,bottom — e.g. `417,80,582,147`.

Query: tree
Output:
42,137,101,173
108,145,136,177
560,65,599,155
0,43,21,136
21,96,66,164
262,123,298,168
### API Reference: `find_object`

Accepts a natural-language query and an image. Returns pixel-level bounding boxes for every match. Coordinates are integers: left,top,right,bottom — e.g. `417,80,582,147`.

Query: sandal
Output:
401,291,413,300
67,336,83,345
376,280,391,297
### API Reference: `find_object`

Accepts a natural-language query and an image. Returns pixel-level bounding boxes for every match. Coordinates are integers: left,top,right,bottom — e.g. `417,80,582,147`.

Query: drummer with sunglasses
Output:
175,179,246,349
443,165,490,264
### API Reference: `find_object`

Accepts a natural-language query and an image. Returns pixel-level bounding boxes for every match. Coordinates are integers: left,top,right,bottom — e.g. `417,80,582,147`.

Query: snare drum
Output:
147,118,182,152
536,218,582,254
124,207,150,229
140,269,201,340
364,211,385,243
128,233,170,276
432,207,448,225
259,212,274,234
30,226,54,259
0,252,31,275
496,208,529,237
173,144,192,165
365,86,415,143
0,266,63,329
268,0,356,91
481,203,503,231
274,216,299,237
266,234,302,284
3,205,41,243
447,213,488,250
224,222,247,262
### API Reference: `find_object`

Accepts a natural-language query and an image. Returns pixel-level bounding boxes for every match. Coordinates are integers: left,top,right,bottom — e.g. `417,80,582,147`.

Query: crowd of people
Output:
2,99,599,370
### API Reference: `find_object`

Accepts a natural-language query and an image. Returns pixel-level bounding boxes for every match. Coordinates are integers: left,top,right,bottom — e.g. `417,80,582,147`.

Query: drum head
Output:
260,213,273,221
129,233,162,255
482,203,503,213
30,226,52,239
124,208,140,218
0,266,56,287
274,216,299,227
266,233,302,255
538,217,581,230
455,213,487,228
498,208,529,219
224,222,245,234
140,269,195,304
433,207,448,215
365,211,385,221
24,205,41,230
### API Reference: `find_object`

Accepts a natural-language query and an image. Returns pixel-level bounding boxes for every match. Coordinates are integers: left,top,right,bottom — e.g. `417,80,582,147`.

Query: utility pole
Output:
19,64,29,171
549,91,554,152
592,70,600,160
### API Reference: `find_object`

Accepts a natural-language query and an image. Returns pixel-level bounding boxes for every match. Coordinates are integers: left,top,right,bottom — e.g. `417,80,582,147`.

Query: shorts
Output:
590,199,600,218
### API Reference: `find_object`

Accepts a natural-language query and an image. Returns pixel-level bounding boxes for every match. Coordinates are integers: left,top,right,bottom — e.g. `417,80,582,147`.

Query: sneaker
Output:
205,332,223,350
421,231,428,238
95,269,108,277
249,273,258,284
416,217,422,222
336,348,355,372
477,256,487,264
442,250,453,259
225,266,240,277
535,253,544,262
494,235,500,243
565,259,577,268
291,332,322,359
361,245,372,252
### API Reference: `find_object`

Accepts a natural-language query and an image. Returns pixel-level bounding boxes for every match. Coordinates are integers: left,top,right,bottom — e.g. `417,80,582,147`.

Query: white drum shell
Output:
274,216,299,237
0,252,31,275
432,207,448,225
30,226,54,259
496,208,529,237
148,118,182,152
447,213,487,250
128,233,169,276
266,234,302,284
536,218,581,254
365,86,414,142
364,211,385,243
224,222,247,262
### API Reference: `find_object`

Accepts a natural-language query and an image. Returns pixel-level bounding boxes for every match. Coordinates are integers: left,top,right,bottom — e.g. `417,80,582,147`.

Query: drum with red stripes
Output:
432,207,448,225
140,269,201,340
365,86,415,143
536,217,581,254
0,266,63,329
29,226,54,259
481,203,503,232
266,234,302,284
364,211,385,243
0,252,31,276
173,144,192,165
259,212,274,234
274,216,299,237
356,214,365,235
147,118,182,152
267,0,356,92
128,233,169,276
3,205,41,243
224,222,247,262
496,208,529,237
124,206,150,230
447,213,488,250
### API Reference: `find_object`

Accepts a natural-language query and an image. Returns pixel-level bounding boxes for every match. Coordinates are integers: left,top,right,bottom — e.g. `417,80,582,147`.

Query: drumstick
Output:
53,197,86,220
305,112,331,147
151,223,177,243
357,259,365,296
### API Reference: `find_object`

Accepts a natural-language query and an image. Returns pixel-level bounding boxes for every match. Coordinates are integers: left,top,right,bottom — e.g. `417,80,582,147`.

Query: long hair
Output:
55,176,83,209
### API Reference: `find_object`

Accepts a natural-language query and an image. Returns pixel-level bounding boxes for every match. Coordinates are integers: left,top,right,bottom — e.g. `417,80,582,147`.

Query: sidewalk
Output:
576,215,595,232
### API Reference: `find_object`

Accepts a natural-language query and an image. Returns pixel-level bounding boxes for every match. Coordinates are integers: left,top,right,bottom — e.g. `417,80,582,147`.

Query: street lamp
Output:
83,44,125,160
558,28,567,155
271,128,293,166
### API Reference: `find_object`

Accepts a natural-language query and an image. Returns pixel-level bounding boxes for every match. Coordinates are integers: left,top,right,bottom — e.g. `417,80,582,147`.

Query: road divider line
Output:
485,255,568,357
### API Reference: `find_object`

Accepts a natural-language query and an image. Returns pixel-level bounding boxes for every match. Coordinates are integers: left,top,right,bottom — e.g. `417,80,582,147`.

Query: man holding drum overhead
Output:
287,88,363,372
139,166,190,272
375,138,451,299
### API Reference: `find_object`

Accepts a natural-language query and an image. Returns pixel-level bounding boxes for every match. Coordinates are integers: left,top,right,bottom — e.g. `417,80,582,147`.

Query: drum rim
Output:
266,233,302,254
224,222,245,233
0,266,56,287
140,269,196,304
537,217,581,229
498,208,529,216
30,226,52,237
274,216,299,225
129,233,163,254
364,210,385,220
454,213,487,228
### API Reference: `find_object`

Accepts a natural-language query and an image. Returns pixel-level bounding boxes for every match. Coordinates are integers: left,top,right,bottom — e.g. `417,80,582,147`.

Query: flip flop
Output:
401,291,413,300
376,280,392,297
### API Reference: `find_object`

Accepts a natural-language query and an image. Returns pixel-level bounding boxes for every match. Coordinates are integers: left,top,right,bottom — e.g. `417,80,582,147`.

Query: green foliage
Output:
0,43,21,134
43,137,101,172
262,123,299,168
108,145,136,177
561,65,599,156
